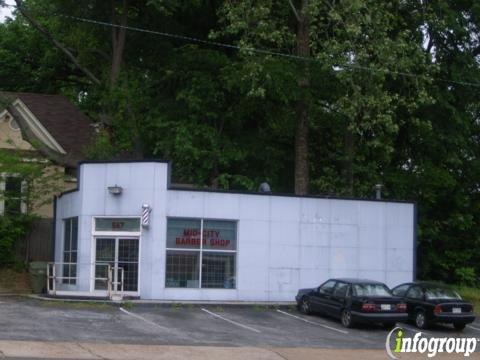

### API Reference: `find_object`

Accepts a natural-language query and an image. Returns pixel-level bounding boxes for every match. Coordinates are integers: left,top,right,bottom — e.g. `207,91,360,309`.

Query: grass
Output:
171,303,183,310
122,300,134,309
252,304,268,312
457,286,480,315
39,300,111,310
0,268,31,293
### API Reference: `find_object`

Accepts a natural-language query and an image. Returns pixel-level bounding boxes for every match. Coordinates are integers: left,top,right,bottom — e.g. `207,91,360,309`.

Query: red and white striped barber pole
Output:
141,204,151,227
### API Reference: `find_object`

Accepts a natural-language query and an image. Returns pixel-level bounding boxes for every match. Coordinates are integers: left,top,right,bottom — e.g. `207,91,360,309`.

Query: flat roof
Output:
58,160,415,205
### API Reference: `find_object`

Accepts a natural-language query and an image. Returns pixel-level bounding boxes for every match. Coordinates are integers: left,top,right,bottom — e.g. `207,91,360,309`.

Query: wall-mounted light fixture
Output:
108,185,123,195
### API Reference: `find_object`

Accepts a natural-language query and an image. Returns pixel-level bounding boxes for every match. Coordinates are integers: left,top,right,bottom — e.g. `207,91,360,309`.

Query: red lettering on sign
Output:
209,239,230,247
177,228,231,248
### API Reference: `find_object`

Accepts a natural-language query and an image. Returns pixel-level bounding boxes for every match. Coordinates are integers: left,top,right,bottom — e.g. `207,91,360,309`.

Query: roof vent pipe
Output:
258,182,271,193
374,184,383,200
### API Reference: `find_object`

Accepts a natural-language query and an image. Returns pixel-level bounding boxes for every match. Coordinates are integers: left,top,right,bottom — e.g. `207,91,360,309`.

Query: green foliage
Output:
457,286,480,315
454,267,477,287
85,129,116,160
1,0,480,284
0,150,64,213
0,149,64,267
0,214,34,267
122,300,134,309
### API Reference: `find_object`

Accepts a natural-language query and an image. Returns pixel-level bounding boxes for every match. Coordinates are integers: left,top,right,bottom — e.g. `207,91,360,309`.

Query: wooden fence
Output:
18,218,54,262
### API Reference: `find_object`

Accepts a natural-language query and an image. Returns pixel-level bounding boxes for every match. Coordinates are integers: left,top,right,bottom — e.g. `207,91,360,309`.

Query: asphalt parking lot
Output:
0,296,479,350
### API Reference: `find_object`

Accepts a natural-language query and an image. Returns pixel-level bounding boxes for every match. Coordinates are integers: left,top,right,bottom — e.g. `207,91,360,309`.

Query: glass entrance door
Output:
94,237,139,292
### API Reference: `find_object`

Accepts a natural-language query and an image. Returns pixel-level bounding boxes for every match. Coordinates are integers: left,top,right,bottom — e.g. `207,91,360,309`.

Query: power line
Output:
55,14,480,88
4,3,480,88
59,14,313,62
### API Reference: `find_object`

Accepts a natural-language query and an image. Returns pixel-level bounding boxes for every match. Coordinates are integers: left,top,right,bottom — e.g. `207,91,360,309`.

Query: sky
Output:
0,0,15,23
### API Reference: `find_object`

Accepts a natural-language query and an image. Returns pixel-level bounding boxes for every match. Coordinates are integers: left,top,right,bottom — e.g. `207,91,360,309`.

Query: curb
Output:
26,294,297,307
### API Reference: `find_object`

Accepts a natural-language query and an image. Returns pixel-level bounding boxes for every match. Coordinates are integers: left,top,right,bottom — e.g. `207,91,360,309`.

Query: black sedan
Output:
295,278,408,328
391,282,476,330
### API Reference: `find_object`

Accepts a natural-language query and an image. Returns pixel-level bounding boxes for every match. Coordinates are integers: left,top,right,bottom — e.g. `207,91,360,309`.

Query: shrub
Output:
454,267,477,287
0,214,35,267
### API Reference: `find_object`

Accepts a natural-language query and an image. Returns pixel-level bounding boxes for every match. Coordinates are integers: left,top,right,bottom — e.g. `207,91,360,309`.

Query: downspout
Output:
51,195,57,262
413,203,418,281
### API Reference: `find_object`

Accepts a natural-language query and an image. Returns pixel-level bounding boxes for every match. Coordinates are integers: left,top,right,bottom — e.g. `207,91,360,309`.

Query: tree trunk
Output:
294,0,310,195
110,0,128,88
14,0,101,86
210,160,219,189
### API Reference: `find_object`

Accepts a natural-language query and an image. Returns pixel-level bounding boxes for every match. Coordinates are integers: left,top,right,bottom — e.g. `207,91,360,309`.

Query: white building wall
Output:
55,162,415,302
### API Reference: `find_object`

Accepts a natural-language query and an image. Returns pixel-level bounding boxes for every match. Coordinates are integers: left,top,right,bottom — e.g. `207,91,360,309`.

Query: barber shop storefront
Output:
50,161,415,301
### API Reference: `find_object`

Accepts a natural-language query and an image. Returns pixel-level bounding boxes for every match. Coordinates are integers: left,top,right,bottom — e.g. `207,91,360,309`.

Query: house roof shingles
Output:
4,92,94,163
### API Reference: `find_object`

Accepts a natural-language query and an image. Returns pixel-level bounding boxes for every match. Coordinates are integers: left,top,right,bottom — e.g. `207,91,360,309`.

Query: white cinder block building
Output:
51,161,416,301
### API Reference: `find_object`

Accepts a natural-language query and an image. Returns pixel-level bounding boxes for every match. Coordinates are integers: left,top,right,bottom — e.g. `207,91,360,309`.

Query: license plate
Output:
381,304,391,311
452,307,462,314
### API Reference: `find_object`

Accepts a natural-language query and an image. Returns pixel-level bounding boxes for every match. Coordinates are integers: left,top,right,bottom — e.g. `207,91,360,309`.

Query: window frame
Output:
406,285,424,300
63,217,78,285
352,283,392,297
165,217,238,289
332,281,349,298
0,173,27,216
392,284,410,297
92,216,142,236
318,280,337,295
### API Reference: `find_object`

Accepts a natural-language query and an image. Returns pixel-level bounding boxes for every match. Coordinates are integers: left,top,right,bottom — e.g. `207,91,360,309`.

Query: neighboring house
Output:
0,92,93,260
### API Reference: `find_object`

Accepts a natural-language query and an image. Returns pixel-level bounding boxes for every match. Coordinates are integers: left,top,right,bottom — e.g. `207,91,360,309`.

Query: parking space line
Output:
200,308,261,333
467,325,480,331
119,307,170,331
276,309,348,334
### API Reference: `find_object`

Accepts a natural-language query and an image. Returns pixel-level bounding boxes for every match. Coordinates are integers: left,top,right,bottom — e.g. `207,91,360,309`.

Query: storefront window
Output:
201,252,235,288
165,250,200,288
202,220,237,251
165,218,237,289
63,217,78,284
166,218,201,249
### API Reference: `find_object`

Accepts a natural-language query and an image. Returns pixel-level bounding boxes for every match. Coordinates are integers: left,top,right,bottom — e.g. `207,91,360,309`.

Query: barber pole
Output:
141,204,151,227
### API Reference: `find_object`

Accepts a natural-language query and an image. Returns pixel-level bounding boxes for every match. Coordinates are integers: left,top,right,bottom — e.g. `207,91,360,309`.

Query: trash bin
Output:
29,261,47,293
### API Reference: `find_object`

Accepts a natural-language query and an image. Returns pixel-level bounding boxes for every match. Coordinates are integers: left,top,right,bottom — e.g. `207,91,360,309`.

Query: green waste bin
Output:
29,261,47,293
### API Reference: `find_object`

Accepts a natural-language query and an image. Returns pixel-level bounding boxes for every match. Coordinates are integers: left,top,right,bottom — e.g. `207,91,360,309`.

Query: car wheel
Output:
383,322,396,330
415,311,429,329
341,309,354,328
300,297,312,315
453,322,466,331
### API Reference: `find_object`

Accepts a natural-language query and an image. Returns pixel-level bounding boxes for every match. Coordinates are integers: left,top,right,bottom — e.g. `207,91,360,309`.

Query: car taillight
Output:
434,304,442,315
362,303,377,312
396,303,407,312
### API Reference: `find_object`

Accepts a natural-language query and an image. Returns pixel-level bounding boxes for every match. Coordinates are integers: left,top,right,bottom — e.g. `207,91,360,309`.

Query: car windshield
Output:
354,284,391,297
425,287,461,300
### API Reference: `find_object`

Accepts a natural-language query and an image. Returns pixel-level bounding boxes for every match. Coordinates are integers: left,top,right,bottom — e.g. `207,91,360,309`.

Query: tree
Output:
383,0,480,284
0,149,65,267
215,0,432,196
1,0,480,284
